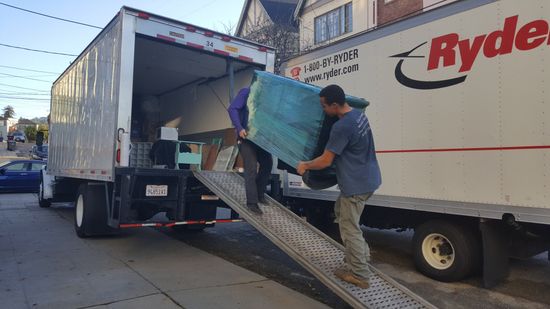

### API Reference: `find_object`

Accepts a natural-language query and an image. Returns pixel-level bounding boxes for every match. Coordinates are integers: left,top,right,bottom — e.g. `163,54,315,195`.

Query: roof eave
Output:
293,0,306,20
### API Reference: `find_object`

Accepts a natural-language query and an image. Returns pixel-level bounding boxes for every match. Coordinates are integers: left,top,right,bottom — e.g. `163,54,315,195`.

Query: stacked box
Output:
130,142,153,168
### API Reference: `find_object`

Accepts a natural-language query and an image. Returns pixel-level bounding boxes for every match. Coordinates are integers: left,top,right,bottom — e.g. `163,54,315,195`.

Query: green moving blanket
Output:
246,71,369,186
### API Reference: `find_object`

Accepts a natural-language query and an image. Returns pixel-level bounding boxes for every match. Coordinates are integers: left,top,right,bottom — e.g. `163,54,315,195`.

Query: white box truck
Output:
280,0,550,287
41,7,275,236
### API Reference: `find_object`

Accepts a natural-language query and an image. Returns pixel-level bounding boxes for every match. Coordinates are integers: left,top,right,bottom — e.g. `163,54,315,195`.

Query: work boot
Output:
334,268,370,289
246,203,263,215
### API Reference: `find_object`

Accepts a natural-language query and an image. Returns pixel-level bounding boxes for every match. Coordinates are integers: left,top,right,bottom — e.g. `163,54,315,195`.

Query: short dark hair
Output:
319,84,345,106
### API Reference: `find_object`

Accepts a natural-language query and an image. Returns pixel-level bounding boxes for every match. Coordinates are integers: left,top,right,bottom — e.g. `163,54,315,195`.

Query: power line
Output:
0,74,54,79
0,43,77,56
0,96,50,101
0,64,59,75
0,88,49,94
0,1,102,29
182,0,219,18
0,82,50,92
0,73,52,83
0,92,50,96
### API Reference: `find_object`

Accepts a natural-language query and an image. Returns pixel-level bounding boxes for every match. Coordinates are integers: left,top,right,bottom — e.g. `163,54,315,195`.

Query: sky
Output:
0,0,246,120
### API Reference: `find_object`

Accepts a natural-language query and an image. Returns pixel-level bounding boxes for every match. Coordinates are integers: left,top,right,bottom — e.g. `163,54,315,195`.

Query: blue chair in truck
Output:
175,141,204,171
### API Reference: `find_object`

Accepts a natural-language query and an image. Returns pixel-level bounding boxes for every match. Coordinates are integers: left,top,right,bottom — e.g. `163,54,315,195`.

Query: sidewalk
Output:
0,194,330,309
0,141,31,160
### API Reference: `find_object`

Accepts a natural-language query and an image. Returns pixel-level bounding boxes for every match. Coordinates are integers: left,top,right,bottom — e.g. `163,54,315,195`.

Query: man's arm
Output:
227,88,249,133
296,150,336,175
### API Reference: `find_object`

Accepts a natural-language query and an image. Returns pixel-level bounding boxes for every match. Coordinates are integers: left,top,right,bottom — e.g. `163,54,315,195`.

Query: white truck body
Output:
281,0,550,225
49,7,275,182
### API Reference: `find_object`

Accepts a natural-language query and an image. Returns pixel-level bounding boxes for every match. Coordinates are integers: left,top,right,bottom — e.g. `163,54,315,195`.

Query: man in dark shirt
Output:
297,85,381,289
228,88,272,215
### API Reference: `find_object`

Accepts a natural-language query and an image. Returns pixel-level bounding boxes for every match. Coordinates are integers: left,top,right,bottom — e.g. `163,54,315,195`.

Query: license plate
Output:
146,185,168,197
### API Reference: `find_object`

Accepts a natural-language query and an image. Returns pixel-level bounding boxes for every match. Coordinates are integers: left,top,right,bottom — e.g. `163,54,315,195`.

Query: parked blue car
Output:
0,160,46,192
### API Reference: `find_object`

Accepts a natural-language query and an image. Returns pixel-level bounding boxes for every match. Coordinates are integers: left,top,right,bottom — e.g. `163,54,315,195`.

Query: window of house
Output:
314,2,353,44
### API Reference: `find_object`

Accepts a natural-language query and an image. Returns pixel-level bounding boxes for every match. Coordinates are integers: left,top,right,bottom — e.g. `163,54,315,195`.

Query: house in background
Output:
236,0,300,71
15,118,38,132
236,0,299,37
294,0,458,51
0,117,17,140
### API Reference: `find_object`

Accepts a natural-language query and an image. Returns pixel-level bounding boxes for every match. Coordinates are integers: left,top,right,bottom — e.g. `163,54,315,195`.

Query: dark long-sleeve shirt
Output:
227,87,250,137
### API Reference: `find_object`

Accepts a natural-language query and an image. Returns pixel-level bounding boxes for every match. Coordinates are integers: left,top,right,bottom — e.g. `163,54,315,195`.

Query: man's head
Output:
319,84,346,116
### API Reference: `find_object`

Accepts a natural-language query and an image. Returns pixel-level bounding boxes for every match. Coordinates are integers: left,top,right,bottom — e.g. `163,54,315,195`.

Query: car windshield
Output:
0,161,12,168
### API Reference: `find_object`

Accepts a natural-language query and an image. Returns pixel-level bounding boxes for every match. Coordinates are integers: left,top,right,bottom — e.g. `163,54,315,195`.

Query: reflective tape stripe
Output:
119,219,242,228
157,34,176,42
238,55,254,62
187,42,204,49
137,12,150,19
214,49,230,56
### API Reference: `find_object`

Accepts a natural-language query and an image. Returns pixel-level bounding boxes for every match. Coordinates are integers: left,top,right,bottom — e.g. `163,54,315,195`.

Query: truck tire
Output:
74,183,116,238
38,175,51,208
413,220,481,282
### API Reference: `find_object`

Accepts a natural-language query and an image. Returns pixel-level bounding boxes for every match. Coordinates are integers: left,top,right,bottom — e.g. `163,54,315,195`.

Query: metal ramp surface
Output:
194,171,436,309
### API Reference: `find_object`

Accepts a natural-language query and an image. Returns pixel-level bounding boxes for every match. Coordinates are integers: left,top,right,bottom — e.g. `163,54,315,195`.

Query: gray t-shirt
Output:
325,108,382,196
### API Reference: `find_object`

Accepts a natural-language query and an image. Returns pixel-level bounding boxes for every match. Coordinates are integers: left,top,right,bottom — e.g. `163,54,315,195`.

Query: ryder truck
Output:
280,0,550,287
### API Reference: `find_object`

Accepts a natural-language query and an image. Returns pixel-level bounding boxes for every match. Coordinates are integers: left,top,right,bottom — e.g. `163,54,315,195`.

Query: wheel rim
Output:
421,233,455,270
76,195,84,227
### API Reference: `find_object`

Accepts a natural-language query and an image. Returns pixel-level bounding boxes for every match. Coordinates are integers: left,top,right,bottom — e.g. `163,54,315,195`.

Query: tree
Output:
2,105,15,119
24,126,37,141
241,18,300,74
215,20,236,35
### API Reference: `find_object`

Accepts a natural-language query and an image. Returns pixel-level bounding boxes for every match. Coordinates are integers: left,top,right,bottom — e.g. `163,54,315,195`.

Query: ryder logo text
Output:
392,15,550,90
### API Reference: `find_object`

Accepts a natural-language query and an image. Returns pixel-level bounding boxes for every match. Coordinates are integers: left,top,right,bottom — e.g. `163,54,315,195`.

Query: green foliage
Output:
24,126,37,141
2,105,15,118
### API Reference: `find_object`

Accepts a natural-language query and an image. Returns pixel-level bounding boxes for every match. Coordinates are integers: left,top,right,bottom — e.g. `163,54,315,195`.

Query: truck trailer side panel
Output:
281,0,550,216
49,17,122,181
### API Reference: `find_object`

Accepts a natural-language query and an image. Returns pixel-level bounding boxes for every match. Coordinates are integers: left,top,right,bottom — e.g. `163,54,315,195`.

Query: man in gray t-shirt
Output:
297,84,381,289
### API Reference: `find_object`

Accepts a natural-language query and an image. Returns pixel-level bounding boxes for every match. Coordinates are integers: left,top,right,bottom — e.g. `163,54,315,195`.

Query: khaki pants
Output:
334,193,373,279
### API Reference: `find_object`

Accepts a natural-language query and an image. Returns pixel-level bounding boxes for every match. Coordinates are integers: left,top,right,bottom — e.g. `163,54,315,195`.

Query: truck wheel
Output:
413,220,481,282
38,176,51,208
74,183,117,238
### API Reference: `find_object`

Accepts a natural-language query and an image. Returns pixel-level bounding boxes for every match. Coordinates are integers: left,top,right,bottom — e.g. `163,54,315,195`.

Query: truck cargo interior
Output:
129,35,263,169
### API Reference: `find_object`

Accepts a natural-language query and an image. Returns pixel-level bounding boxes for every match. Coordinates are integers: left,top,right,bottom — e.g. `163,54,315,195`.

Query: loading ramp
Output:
194,171,437,309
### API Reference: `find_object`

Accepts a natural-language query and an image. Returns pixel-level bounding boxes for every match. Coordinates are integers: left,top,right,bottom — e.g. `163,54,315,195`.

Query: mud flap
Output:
480,219,509,288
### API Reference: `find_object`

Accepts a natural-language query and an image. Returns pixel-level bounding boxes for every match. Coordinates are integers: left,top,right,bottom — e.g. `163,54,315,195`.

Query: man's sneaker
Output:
246,203,263,215
334,268,370,289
